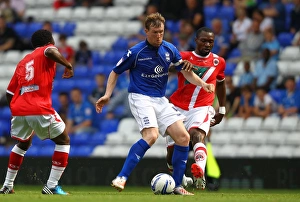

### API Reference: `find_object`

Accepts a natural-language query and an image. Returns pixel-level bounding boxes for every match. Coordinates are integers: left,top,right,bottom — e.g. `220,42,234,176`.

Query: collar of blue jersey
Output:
145,39,161,50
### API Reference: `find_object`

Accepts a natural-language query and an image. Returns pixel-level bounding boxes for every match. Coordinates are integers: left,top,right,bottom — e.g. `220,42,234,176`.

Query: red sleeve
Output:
7,71,19,95
216,57,226,81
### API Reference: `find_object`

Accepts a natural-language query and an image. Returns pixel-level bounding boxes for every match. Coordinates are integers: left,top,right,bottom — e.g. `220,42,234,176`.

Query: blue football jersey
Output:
113,40,183,97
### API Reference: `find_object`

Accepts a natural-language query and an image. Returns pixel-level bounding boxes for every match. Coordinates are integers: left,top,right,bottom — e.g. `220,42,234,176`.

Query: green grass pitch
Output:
1,186,300,202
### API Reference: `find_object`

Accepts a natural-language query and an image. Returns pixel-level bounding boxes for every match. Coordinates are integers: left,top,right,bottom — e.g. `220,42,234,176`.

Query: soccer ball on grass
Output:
150,173,175,195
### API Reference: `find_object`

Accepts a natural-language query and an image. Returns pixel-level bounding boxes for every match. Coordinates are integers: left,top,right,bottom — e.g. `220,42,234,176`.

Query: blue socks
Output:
172,144,189,187
118,139,150,179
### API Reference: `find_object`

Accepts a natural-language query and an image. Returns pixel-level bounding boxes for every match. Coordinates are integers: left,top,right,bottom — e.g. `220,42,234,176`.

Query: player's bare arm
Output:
180,70,215,93
45,47,74,78
211,79,226,127
95,71,119,113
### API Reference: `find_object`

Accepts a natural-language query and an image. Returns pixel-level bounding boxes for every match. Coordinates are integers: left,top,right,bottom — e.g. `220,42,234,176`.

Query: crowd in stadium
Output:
0,0,299,149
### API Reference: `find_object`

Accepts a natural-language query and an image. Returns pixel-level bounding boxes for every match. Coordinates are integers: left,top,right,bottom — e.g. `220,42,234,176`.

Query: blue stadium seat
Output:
112,37,129,51
61,22,76,36
0,107,11,120
74,79,96,94
0,145,13,156
102,50,124,65
277,32,294,48
38,145,55,156
53,79,76,93
25,145,40,156
99,119,119,134
204,6,218,20
70,133,91,145
227,48,241,59
218,6,235,22
69,145,94,157
225,62,237,76
166,20,180,34
52,22,62,33
13,23,28,38
92,51,102,65
28,22,43,38
73,66,90,78
90,132,107,146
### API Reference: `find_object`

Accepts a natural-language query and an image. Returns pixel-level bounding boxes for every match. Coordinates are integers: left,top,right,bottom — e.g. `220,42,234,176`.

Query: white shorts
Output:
128,93,185,136
166,106,215,146
11,110,65,142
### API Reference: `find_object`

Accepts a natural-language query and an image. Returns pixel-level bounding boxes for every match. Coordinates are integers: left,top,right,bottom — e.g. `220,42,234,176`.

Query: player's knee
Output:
190,129,206,145
175,132,190,146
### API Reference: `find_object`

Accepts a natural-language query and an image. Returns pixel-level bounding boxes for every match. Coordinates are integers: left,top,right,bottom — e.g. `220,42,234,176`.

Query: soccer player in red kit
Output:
0,29,73,195
166,27,226,190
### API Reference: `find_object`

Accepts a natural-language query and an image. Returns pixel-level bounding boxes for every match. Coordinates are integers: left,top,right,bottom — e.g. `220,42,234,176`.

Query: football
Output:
150,173,175,195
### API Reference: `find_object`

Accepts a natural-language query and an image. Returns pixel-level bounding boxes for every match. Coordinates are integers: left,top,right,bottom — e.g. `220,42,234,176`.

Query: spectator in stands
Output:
225,75,241,118
0,0,20,23
237,85,254,119
42,21,60,45
1,0,25,21
277,76,300,117
66,88,95,135
53,0,74,10
292,30,300,46
175,20,195,51
180,0,204,30
105,72,132,120
253,87,277,118
57,34,75,67
252,9,274,32
57,92,69,123
156,0,187,21
89,73,106,105
136,3,159,23
261,28,280,60
75,40,93,68
259,0,286,34
252,48,278,91
0,15,23,51
211,18,230,59
238,19,264,60
128,3,159,47
290,0,300,34
237,60,254,88
230,7,252,50
233,0,257,16
94,0,113,7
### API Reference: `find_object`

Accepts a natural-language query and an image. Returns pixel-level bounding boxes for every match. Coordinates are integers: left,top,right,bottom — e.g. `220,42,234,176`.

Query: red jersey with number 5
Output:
7,44,57,115
170,51,226,110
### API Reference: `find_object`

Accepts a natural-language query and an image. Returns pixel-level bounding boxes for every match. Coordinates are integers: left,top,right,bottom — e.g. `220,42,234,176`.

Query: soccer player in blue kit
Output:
95,12,214,195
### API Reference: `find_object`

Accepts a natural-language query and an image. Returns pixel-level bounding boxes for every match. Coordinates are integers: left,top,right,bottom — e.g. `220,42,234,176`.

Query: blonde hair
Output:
144,12,165,30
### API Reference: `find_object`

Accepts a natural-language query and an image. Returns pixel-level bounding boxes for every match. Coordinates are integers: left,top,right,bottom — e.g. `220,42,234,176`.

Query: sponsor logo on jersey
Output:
165,52,170,62
138,57,152,61
213,58,219,66
141,65,168,78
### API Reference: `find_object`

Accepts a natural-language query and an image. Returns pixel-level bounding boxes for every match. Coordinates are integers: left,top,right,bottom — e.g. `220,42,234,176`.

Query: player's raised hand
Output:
203,83,215,93
95,95,110,113
181,60,195,72
62,67,74,79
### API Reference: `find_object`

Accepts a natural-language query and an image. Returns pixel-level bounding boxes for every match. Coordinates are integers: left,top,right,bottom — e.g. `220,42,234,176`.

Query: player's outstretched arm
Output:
95,71,119,113
45,47,73,78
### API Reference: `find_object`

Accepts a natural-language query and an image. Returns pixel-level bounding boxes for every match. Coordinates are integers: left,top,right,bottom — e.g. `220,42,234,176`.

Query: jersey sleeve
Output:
216,57,226,82
113,49,136,74
6,70,19,95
